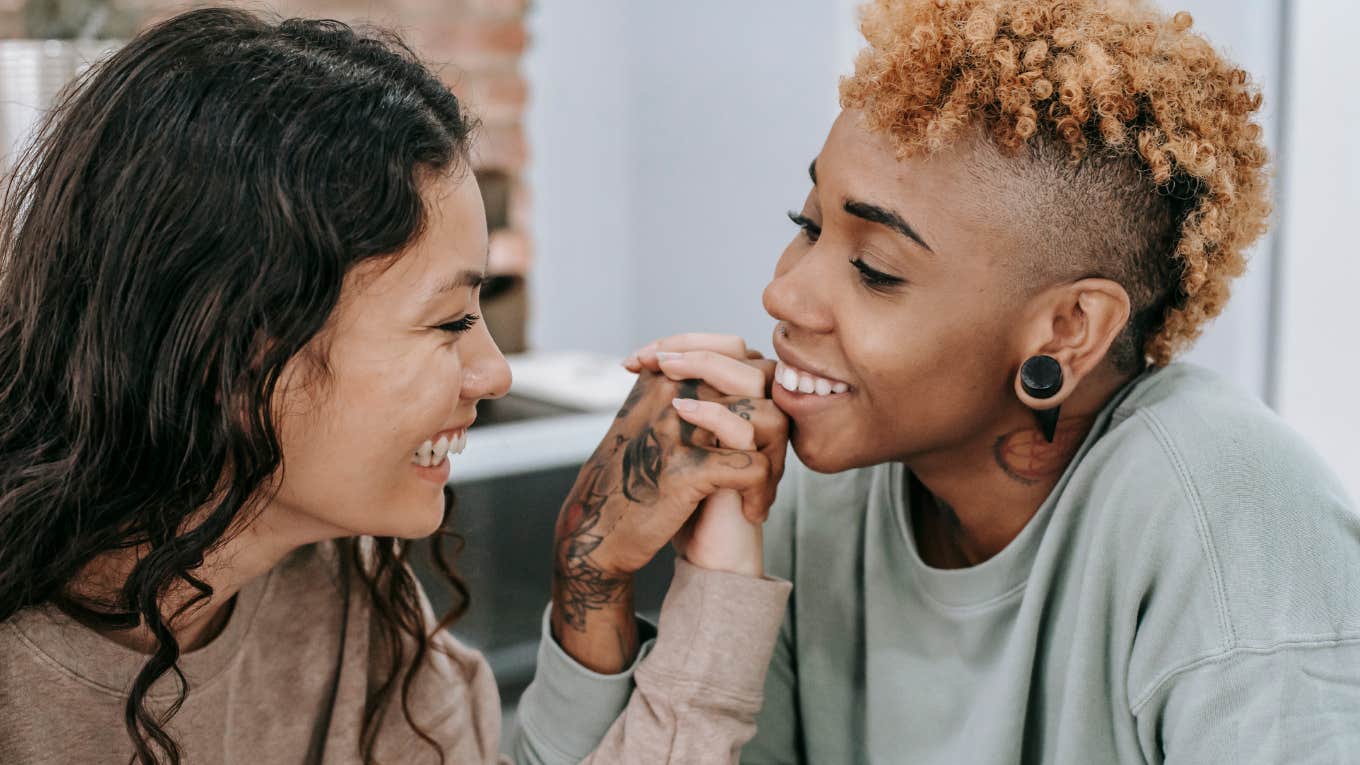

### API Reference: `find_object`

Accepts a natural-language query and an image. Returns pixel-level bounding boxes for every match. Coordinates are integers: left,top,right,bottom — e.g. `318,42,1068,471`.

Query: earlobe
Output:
1015,355,1064,442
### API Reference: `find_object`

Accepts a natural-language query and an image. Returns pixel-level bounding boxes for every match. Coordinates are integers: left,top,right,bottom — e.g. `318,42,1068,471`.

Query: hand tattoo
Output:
553,460,631,630
621,427,663,503
728,398,755,421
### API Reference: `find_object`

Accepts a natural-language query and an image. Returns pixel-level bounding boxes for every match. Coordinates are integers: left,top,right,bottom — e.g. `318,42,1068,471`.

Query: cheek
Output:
840,296,1012,455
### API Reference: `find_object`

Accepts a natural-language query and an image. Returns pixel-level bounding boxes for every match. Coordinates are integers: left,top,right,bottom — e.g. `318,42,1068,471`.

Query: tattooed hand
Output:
550,358,785,671
624,335,789,577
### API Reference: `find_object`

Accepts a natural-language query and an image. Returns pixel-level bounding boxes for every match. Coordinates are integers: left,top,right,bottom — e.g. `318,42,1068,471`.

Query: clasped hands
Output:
548,333,788,672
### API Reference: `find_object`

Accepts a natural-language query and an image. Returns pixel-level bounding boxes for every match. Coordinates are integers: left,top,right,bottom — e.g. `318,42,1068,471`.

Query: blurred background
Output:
2,0,1356,724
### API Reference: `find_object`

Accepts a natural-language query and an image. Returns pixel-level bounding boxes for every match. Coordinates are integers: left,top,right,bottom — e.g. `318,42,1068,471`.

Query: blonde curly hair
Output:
840,0,1271,368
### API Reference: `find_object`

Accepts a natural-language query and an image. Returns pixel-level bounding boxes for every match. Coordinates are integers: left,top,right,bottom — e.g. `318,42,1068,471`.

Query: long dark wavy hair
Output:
0,8,475,764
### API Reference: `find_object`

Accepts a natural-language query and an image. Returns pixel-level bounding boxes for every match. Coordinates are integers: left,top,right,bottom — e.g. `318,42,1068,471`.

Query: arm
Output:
577,560,790,763
512,336,791,764
740,608,801,764
742,474,803,764
1138,642,1360,764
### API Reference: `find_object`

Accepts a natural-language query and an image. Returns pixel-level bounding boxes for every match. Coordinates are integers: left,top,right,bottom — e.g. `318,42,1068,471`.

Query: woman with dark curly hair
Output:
0,7,795,764
518,0,1360,762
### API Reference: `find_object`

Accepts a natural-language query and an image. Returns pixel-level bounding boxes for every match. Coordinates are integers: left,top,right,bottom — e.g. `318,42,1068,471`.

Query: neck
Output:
907,367,1133,568
68,502,339,654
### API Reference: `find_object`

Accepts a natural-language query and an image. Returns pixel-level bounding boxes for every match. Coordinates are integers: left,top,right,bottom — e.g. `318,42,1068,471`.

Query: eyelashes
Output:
787,210,906,292
850,258,905,290
787,210,821,242
437,314,481,335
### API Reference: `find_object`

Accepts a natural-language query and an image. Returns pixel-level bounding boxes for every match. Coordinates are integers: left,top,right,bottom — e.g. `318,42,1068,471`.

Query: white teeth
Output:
414,430,469,468
775,361,850,397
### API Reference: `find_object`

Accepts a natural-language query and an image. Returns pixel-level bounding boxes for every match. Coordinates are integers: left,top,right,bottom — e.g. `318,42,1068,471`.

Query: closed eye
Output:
851,258,905,291
436,314,480,335
787,210,821,243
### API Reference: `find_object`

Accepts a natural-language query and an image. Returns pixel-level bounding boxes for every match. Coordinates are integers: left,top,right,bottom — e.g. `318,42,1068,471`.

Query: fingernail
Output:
672,397,698,412
621,356,639,368
656,351,684,362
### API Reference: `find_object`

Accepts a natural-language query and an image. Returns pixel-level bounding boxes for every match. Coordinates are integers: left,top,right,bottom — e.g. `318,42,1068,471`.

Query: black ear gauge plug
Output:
1020,355,1063,443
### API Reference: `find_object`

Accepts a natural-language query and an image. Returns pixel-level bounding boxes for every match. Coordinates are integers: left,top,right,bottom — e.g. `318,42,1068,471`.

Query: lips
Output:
771,332,855,396
412,422,474,468
774,360,850,396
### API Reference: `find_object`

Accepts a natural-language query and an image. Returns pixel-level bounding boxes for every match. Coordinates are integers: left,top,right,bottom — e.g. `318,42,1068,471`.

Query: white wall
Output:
1157,0,1284,402
523,1,635,355
1274,0,1360,501
526,1,845,357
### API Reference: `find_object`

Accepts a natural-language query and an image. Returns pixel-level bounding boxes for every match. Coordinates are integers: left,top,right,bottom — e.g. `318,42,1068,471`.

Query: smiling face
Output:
764,111,1054,474
267,171,511,540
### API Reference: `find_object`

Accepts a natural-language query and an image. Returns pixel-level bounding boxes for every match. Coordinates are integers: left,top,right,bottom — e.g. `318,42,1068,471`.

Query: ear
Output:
1013,278,1131,407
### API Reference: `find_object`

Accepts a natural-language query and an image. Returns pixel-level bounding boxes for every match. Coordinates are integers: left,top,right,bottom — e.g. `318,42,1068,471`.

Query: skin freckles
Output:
765,111,1133,568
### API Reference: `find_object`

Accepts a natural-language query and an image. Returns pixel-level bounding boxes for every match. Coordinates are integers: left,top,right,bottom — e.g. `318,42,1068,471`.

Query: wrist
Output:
683,551,764,578
550,563,639,674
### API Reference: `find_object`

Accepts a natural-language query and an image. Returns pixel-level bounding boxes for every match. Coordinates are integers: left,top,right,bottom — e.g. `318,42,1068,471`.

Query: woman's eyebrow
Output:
842,199,934,253
428,246,491,300
429,269,485,299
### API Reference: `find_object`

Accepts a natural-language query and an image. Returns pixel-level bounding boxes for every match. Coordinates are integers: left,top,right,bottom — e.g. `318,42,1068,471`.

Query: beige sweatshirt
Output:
0,541,790,764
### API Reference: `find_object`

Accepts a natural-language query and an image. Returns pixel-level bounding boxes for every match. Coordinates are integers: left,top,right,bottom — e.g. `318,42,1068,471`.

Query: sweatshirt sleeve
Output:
510,559,791,764
1138,640,1360,764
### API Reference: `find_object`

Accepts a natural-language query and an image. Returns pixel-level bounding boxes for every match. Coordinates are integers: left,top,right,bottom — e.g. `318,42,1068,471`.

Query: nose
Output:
762,249,835,335
461,324,512,402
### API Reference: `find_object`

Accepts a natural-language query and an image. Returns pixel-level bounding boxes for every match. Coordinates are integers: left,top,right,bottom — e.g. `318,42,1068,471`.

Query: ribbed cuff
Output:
515,603,657,760
643,558,793,696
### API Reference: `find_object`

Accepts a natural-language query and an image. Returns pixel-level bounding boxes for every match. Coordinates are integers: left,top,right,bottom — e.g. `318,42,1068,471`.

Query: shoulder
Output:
1086,363,1360,648
1107,363,1344,494
1095,364,1356,558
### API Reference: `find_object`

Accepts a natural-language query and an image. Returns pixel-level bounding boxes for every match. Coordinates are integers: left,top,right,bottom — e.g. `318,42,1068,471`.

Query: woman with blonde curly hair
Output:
514,0,1360,762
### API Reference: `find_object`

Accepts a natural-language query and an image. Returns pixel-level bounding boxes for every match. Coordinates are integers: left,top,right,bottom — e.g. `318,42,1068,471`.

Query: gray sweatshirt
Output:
516,363,1360,763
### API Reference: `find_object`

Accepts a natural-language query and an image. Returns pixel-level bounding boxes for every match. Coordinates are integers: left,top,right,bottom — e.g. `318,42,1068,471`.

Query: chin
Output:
359,495,447,540
791,426,868,475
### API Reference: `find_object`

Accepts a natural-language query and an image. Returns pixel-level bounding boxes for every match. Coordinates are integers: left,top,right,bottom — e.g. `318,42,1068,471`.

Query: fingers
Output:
671,396,787,522
671,399,755,450
624,333,751,371
744,399,788,502
682,448,774,524
655,350,767,397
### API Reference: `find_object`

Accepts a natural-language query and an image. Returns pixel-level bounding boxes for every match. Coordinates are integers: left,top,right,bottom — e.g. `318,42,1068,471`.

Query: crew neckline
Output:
888,367,1158,609
7,565,273,699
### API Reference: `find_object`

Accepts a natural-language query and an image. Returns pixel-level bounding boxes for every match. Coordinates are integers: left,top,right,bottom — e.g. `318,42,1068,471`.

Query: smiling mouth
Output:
774,361,851,396
412,428,468,468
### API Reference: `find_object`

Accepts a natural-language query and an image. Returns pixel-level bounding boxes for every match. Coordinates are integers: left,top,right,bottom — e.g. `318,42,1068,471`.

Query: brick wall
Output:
1,0,533,349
